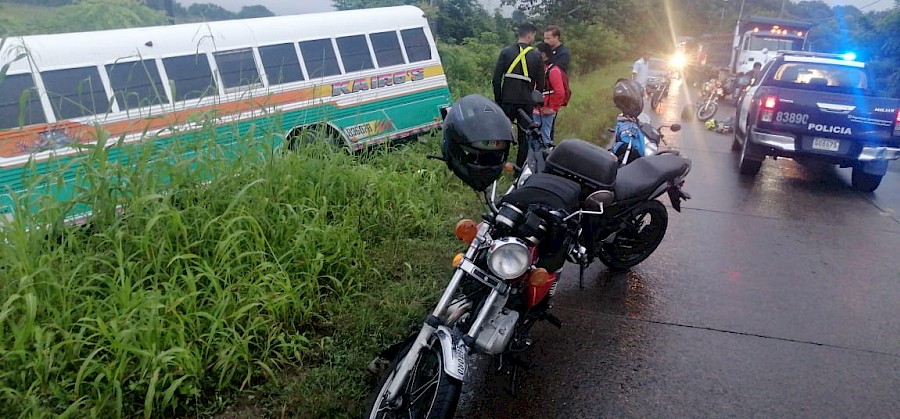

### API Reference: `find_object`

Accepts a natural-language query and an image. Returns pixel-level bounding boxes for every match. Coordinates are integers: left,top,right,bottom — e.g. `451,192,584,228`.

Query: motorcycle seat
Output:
502,173,581,214
614,154,689,201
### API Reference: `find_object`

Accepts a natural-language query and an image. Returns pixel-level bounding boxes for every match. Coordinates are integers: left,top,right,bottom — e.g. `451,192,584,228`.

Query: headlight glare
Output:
487,237,530,279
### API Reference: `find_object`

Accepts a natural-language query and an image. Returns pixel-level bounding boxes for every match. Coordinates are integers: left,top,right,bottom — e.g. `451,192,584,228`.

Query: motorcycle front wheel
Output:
366,336,462,419
696,100,717,122
597,200,668,270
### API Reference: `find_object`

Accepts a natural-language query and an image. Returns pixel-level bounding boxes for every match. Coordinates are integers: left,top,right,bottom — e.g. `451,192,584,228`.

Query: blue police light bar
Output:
841,52,857,61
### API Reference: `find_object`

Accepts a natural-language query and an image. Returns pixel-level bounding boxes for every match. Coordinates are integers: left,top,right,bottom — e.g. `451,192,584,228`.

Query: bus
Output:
0,5,451,218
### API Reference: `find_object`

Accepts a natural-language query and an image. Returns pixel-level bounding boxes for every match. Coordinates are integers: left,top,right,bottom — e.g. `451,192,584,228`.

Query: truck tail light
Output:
894,109,900,136
760,95,777,122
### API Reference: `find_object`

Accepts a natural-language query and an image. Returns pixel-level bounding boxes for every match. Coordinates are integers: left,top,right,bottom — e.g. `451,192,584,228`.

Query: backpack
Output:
546,63,572,106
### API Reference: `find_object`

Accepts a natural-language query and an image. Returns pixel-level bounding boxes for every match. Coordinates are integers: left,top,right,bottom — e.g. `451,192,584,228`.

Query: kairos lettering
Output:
332,68,426,96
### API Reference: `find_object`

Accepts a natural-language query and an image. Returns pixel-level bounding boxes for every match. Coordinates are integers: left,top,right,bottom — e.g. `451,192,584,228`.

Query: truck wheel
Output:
851,167,882,192
738,126,762,176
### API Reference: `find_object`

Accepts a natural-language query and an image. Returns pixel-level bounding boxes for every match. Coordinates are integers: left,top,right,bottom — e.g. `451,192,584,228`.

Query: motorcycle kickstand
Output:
579,259,585,290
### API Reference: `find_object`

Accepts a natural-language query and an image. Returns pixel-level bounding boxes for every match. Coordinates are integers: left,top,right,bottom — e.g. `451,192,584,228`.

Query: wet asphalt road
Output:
454,80,900,418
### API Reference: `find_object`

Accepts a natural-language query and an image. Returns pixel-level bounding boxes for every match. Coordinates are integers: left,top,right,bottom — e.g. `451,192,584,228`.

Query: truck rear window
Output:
770,62,870,93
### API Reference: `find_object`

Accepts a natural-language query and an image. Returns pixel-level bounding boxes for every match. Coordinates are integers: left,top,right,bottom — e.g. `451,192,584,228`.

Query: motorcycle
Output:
609,112,681,166
365,93,691,418
646,74,671,111
695,78,723,122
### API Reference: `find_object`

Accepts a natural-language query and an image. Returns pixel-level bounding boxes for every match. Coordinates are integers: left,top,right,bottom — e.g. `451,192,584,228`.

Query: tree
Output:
432,0,490,42
50,0,169,32
187,3,236,21
237,5,275,18
332,0,418,10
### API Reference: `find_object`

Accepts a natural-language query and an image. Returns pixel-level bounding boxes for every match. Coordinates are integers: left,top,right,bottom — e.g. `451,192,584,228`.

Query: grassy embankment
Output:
0,60,629,418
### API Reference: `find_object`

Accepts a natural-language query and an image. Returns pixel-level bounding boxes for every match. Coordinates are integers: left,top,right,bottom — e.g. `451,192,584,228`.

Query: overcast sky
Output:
176,0,892,16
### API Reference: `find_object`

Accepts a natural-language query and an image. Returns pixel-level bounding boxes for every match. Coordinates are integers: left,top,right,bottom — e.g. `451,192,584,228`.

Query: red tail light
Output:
759,95,777,122
894,110,900,136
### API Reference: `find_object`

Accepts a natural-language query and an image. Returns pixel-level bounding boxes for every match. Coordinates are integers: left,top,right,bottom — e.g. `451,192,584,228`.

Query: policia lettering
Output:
504,46,534,82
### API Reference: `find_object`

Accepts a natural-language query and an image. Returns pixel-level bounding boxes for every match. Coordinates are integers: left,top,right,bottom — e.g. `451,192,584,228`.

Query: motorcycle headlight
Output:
716,88,724,95
487,237,530,280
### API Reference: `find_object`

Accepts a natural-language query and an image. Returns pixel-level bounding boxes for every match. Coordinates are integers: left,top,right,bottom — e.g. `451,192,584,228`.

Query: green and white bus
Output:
0,5,451,218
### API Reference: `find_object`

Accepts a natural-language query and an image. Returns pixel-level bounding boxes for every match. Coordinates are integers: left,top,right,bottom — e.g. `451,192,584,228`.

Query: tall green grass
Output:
555,61,632,147
0,59,625,417
0,121,478,417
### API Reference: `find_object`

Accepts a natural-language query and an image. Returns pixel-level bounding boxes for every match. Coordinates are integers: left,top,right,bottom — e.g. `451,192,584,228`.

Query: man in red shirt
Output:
533,42,566,147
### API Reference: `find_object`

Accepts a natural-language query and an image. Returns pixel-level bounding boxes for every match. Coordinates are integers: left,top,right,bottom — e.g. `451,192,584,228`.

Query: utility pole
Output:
780,0,787,17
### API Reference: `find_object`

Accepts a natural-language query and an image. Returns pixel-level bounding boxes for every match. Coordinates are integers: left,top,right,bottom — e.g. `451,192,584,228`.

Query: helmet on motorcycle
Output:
441,94,515,191
613,78,644,118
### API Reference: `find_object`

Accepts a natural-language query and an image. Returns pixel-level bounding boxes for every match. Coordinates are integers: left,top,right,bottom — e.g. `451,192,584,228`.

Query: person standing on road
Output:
543,25,571,144
492,22,544,167
632,53,650,95
543,25,570,73
746,61,763,84
533,42,566,148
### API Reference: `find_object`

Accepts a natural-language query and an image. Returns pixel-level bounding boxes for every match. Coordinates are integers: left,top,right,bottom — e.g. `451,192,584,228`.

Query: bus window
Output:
214,48,262,90
105,59,169,111
369,31,405,67
336,35,374,72
41,67,110,120
400,28,431,62
258,43,304,85
0,73,46,129
163,54,218,101
299,39,341,78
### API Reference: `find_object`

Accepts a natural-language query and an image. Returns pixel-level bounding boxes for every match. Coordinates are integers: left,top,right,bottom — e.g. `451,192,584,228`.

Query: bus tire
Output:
287,125,343,150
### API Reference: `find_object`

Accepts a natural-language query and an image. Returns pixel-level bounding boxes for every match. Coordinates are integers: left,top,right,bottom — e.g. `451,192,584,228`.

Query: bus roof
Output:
1,5,430,73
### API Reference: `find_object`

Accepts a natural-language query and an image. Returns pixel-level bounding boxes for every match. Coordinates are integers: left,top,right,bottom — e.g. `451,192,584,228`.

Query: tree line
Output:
336,0,900,97
2,0,897,96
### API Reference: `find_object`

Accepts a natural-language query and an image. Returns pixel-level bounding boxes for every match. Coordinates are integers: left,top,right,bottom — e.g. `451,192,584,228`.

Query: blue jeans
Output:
534,113,556,148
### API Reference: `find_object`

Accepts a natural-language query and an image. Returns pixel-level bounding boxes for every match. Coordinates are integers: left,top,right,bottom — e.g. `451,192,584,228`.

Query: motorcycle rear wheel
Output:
696,101,717,122
597,200,668,270
366,336,462,419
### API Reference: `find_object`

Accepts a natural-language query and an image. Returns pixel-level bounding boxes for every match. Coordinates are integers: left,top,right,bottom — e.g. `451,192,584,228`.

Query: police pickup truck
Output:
733,51,900,191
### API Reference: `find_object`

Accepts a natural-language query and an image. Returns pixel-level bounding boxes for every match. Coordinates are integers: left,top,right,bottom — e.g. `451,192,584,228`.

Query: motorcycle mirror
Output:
531,90,544,106
670,124,682,132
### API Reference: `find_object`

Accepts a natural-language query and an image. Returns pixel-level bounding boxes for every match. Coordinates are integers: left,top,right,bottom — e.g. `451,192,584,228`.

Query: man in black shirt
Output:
543,25,570,73
492,22,544,166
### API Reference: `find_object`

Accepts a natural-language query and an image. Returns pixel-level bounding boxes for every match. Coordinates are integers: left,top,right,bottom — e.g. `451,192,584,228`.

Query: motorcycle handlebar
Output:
517,109,539,129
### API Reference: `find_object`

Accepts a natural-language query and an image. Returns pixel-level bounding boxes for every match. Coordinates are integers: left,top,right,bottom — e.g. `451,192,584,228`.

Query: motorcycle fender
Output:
434,326,468,381
648,183,669,202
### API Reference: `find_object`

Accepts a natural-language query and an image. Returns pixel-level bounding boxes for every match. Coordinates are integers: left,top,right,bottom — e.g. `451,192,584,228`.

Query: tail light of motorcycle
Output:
760,95,777,122
455,219,478,243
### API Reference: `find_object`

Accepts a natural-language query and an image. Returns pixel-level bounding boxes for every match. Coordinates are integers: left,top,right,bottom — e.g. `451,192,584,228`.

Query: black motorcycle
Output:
366,94,691,418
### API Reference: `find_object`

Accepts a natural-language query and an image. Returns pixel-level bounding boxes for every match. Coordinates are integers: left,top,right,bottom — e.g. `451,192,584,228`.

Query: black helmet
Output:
613,78,644,118
442,94,515,191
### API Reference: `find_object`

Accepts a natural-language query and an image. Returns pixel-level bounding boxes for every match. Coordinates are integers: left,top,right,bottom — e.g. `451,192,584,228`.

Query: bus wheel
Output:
288,126,343,150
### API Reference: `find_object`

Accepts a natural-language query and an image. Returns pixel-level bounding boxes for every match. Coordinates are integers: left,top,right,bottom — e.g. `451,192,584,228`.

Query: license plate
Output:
812,137,840,151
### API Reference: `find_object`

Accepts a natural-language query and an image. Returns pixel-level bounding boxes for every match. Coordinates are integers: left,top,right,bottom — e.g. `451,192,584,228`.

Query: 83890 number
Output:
775,111,809,124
